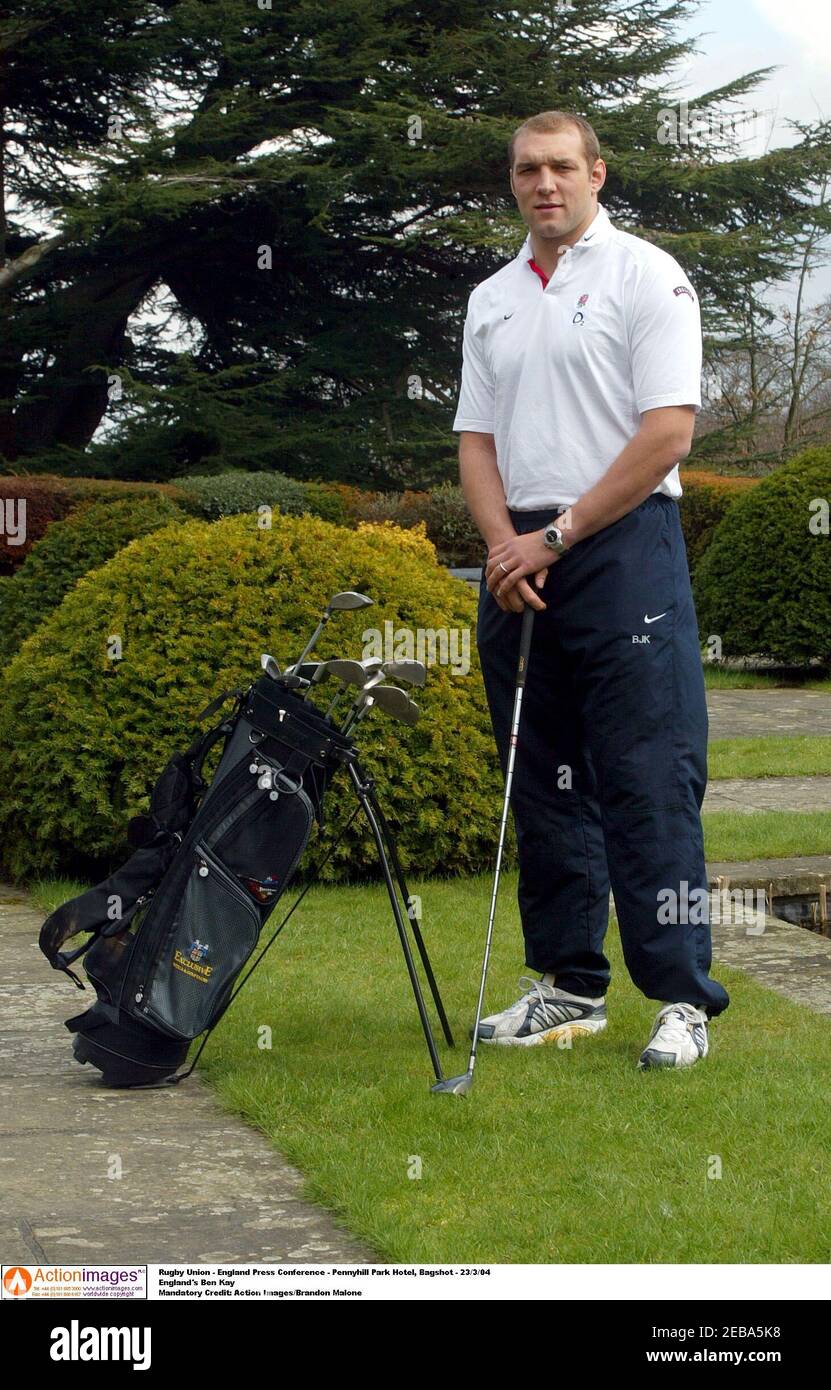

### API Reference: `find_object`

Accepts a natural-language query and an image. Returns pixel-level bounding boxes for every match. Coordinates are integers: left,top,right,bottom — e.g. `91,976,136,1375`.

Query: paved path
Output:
710,909,831,1017
703,776,831,814
0,885,374,1266
707,689,831,738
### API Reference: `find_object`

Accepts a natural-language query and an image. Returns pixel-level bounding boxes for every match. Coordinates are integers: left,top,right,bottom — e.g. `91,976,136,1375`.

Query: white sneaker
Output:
638,1003,709,1070
472,976,607,1047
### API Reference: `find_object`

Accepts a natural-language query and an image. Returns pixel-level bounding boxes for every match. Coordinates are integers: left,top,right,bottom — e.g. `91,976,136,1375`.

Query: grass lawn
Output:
703,666,831,693
27,844,831,1264
182,869,831,1263
700,810,831,861
708,736,831,780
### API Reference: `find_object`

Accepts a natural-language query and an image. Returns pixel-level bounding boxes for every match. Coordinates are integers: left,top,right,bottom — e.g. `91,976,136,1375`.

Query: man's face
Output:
509,126,605,242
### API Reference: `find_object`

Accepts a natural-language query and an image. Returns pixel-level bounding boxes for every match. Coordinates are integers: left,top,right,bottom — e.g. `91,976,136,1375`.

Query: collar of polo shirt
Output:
521,203,614,272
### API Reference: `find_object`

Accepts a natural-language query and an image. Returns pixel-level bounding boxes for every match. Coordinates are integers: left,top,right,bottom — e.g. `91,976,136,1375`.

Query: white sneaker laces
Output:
654,1005,702,1045
512,975,557,1021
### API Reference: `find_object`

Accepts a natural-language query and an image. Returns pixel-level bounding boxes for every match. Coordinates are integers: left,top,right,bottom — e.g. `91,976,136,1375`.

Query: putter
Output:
432,602,536,1096
286,591,373,673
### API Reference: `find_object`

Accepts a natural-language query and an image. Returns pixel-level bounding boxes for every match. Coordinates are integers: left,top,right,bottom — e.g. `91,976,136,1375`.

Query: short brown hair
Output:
508,111,601,172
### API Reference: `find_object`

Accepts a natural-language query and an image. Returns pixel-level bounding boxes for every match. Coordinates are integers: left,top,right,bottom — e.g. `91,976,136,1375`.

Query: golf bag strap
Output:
195,686,247,725
51,894,150,987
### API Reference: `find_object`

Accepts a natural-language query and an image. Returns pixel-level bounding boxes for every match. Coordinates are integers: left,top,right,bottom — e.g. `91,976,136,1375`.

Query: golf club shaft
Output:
465,602,536,1078
289,612,330,673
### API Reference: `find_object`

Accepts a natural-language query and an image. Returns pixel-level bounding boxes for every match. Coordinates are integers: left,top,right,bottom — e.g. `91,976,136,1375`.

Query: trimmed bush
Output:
678,469,759,577
0,511,499,884
693,446,831,664
352,487,431,528
0,475,196,573
300,480,349,525
179,470,310,519
0,495,188,665
351,485,483,566
0,476,75,572
424,482,484,567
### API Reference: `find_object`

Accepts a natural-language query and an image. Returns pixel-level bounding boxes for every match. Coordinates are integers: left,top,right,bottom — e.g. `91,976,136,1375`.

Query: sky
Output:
673,0,831,304
677,0,831,145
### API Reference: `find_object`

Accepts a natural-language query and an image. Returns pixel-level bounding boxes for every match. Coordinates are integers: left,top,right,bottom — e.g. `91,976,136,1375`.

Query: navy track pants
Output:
476,494,729,1019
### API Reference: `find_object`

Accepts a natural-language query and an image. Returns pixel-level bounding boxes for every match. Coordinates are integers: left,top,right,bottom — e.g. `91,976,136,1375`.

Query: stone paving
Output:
706,689,831,738
703,775,831,814
0,885,374,1266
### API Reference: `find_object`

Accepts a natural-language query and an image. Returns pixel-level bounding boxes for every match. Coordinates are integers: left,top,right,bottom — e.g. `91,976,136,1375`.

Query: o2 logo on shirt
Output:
573,293,590,326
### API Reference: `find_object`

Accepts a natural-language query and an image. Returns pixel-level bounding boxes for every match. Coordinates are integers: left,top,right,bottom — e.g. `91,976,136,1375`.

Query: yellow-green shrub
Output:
0,512,500,884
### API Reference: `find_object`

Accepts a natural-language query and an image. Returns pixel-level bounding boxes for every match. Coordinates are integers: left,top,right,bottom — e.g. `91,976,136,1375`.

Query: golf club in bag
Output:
432,601,536,1097
39,592,453,1088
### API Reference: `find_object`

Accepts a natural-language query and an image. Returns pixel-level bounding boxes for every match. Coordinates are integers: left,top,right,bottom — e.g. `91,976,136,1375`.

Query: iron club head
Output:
431,1070,473,1096
383,658,426,688
260,654,282,680
369,684,419,725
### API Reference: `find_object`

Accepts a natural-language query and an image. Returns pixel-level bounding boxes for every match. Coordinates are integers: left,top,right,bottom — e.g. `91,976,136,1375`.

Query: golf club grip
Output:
516,602,535,688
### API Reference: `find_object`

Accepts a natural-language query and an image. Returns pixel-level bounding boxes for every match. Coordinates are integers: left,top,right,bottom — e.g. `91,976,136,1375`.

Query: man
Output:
452,110,729,1070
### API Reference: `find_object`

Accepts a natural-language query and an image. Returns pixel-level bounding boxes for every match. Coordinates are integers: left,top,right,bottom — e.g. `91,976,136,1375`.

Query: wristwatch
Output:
542,520,568,554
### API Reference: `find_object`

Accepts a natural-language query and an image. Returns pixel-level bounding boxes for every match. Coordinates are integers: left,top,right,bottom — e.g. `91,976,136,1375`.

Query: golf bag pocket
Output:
139,840,263,1040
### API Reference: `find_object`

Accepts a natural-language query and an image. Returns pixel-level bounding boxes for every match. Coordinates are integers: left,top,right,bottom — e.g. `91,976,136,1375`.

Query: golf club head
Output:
431,1071,473,1096
372,684,419,726
323,658,368,688
295,661,325,683
260,654,281,680
326,591,373,613
383,658,426,688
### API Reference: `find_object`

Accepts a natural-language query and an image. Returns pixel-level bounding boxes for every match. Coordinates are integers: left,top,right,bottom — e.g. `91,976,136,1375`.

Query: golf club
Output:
337,658,426,730
286,591,373,673
342,683,419,736
260,654,281,680
383,658,426,688
320,658,370,717
432,602,536,1096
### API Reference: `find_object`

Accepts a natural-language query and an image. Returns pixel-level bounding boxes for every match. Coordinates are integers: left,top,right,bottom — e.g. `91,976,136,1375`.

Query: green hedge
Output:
0,495,188,665
0,474,196,573
179,472,485,565
0,512,499,884
678,470,760,577
178,470,311,519
693,446,831,664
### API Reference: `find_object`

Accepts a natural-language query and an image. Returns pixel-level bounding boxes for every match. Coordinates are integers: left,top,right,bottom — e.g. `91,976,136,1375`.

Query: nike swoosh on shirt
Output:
503,312,514,319
643,612,667,624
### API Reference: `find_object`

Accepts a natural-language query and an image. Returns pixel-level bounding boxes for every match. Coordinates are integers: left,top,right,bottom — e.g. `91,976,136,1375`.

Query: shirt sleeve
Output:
452,295,496,433
628,256,703,415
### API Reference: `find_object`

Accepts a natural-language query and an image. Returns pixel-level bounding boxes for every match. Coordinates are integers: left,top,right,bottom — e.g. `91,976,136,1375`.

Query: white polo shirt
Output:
451,203,702,510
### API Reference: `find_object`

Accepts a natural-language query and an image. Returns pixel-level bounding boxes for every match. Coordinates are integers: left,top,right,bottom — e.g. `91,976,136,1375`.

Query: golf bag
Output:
39,677,356,1087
